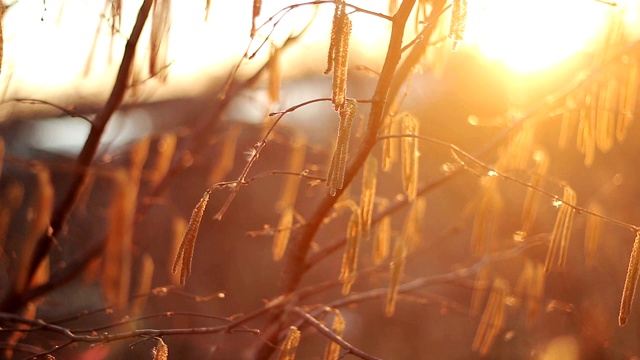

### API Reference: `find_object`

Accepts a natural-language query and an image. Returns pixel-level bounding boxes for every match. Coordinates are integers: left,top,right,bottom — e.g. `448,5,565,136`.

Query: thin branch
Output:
379,133,639,232
0,312,260,360
291,307,383,360
0,98,93,123
323,238,546,311
212,97,373,220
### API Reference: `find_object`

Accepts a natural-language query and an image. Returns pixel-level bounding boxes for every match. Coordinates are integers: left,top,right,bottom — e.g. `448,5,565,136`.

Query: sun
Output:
462,0,618,73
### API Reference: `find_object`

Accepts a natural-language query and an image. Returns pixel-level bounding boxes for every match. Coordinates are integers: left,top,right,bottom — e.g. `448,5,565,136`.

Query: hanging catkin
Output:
277,326,301,360
619,232,640,326
373,201,391,265
327,99,357,196
359,156,378,241
340,205,362,295
324,0,351,111
472,278,508,356
153,338,169,360
277,133,307,211
323,309,346,360
544,185,577,273
268,44,281,104
400,114,419,201
273,207,294,261
386,235,408,316
172,190,211,285
103,170,135,308
448,0,468,50
521,150,549,236
584,201,604,268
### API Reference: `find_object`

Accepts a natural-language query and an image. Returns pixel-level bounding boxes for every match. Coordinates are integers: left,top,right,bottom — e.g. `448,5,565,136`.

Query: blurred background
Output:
0,0,640,359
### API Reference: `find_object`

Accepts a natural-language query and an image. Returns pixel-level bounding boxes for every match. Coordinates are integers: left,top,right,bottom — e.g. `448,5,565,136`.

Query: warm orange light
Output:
463,0,616,73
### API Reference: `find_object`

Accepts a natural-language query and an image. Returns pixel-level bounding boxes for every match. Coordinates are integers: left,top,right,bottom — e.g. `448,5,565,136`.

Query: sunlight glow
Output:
463,0,614,73
1,0,390,99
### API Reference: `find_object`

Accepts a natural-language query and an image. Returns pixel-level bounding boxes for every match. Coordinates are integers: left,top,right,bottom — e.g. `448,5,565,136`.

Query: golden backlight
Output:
463,0,615,73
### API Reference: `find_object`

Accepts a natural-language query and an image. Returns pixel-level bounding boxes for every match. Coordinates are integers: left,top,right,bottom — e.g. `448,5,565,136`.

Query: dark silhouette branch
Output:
0,0,154,313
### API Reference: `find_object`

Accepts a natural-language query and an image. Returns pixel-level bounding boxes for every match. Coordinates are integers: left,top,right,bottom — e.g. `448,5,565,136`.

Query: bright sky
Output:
2,0,637,154
0,1,637,103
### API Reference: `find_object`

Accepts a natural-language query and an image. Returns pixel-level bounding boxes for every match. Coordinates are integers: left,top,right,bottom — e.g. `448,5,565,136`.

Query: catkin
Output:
273,207,294,261
586,89,598,167
278,326,301,360
0,181,24,248
327,99,357,196
132,253,155,316
16,165,54,293
584,201,604,268
359,156,378,241
448,0,468,50
599,79,617,152
208,123,241,185
130,136,151,187
0,136,4,180
381,114,399,172
402,197,427,251
622,58,638,138
169,215,187,286
205,0,211,21
514,261,533,305
471,178,502,255
619,231,640,326
544,186,577,273
153,338,169,360
559,96,576,149
470,267,490,316
149,133,177,189
512,260,544,324
400,114,419,201
277,133,307,211
340,206,362,294
323,309,346,360
528,262,545,325
386,236,407,316
617,56,637,142
373,210,391,265
173,190,211,285
472,278,508,356
149,0,171,82
325,0,351,111
103,170,135,308
521,150,549,236
102,138,150,306
268,45,281,104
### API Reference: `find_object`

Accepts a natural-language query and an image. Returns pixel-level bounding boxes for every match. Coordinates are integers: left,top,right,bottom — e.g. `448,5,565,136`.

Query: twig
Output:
322,238,546,310
379,133,639,232
291,307,383,360
213,98,373,220
0,312,259,360
0,98,93,123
